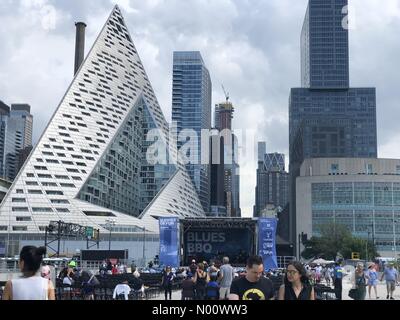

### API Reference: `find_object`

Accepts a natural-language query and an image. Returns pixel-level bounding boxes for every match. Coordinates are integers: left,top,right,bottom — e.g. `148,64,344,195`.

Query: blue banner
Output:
258,218,278,271
159,217,180,268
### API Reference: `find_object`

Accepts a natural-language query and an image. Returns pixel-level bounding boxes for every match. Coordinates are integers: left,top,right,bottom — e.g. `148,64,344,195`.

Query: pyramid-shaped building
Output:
0,6,205,256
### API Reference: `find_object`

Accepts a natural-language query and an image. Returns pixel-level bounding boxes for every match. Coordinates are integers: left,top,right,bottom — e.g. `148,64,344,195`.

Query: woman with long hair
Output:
278,261,315,300
2,246,55,300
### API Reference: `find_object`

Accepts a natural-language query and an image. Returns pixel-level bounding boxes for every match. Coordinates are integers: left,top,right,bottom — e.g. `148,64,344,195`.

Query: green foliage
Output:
301,223,379,261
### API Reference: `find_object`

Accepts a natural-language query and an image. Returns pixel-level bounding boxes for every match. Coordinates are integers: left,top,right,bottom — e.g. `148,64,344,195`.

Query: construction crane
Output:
221,85,229,103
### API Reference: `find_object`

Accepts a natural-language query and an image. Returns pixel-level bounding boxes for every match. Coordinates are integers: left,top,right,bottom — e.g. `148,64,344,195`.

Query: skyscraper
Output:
289,0,377,253
254,143,288,217
301,0,349,89
210,101,241,217
0,104,33,181
0,101,10,179
172,51,212,212
0,7,205,257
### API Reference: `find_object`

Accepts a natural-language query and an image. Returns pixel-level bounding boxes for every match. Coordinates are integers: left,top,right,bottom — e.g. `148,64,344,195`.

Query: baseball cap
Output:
68,260,77,267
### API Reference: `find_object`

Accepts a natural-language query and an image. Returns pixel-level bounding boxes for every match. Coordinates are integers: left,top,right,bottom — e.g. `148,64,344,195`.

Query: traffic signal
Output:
301,232,308,244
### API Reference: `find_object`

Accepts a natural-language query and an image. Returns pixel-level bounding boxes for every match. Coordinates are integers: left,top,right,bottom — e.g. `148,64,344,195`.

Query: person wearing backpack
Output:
81,270,99,300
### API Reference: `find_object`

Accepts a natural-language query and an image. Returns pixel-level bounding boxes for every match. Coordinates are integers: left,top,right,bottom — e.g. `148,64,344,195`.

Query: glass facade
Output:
289,88,377,160
172,51,212,212
312,182,400,252
254,152,288,217
0,104,33,181
301,0,349,89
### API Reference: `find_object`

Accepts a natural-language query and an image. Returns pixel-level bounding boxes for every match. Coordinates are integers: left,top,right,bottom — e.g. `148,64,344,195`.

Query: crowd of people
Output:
2,245,400,301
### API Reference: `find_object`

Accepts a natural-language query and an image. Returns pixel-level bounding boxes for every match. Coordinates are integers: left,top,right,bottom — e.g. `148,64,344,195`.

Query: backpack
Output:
82,275,97,295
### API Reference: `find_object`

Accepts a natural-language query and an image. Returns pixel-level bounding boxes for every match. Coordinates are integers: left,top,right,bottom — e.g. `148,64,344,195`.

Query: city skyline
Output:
1,0,400,217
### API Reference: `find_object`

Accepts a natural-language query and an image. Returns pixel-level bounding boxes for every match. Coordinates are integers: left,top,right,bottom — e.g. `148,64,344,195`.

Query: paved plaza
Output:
150,277,400,301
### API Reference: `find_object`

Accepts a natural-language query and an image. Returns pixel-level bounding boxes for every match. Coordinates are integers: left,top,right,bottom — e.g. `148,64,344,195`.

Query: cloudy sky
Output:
1,0,400,217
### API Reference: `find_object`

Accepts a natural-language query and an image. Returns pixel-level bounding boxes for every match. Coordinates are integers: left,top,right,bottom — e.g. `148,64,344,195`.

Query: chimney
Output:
74,22,86,76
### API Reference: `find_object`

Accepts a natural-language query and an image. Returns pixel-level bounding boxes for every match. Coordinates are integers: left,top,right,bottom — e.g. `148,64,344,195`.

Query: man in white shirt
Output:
113,280,131,300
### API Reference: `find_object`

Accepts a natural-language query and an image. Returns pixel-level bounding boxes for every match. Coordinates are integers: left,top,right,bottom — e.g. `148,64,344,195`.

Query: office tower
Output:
1,104,33,181
254,144,288,217
301,0,349,89
172,51,212,212
0,6,205,244
0,101,10,179
289,0,377,253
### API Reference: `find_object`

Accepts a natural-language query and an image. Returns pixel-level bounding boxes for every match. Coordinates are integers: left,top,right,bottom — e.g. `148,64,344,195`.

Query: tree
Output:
301,223,379,261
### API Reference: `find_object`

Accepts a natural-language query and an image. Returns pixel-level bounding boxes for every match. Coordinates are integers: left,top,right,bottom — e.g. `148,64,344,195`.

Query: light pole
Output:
142,226,146,268
105,219,116,252
394,219,398,261
366,229,369,262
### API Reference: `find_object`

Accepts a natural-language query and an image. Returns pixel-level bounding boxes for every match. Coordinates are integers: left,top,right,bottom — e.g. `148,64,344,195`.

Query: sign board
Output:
258,218,278,271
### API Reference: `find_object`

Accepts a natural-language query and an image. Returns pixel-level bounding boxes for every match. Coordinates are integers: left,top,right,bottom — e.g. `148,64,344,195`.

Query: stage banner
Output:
159,217,180,267
258,218,278,271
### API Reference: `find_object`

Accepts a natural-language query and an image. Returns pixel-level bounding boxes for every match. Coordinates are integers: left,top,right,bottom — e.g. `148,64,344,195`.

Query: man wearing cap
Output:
380,262,399,299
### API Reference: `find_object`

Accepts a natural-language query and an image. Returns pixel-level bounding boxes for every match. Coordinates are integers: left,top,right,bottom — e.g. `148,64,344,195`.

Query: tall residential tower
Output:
172,51,212,212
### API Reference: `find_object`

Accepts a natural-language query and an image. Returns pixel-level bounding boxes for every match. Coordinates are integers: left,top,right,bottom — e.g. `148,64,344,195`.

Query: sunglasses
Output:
286,270,299,275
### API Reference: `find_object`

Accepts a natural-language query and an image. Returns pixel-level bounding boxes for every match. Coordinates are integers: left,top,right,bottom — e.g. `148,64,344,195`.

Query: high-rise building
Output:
172,51,212,213
301,0,349,89
0,101,10,179
254,143,288,217
289,0,378,253
211,101,241,217
210,129,225,215
0,104,33,181
0,6,205,258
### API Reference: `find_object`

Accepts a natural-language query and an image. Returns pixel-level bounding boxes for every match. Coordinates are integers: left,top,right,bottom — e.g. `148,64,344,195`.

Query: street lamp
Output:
394,219,398,261
105,219,116,251
142,226,146,267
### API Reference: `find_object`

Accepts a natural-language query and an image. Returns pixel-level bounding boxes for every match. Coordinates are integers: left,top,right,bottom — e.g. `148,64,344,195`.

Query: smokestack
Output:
74,22,86,76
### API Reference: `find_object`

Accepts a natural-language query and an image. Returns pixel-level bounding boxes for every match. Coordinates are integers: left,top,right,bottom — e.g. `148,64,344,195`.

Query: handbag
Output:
348,288,358,300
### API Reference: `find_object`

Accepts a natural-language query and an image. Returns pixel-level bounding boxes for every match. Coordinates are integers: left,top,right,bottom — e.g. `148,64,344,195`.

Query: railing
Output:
276,256,296,269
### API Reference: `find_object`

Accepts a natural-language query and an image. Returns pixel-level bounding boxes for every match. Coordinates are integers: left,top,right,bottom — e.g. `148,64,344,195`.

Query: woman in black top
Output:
278,261,315,300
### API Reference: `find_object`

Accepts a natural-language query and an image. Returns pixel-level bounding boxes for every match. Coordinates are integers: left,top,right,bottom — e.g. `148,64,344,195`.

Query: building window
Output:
51,199,69,204
12,198,26,203
12,226,28,231
45,191,64,196
55,175,69,180
28,190,43,194
26,182,39,186
367,164,373,175
32,208,53,213
12,207,29,212
38,174,52,179
16,217,32,221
